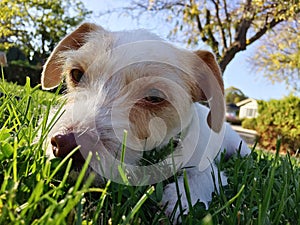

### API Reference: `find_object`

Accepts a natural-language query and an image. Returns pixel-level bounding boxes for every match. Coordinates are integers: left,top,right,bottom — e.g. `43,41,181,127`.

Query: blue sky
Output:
81,0,293,100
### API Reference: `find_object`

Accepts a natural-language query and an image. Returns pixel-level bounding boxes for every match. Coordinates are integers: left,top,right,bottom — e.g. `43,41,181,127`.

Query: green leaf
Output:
0,142,14,159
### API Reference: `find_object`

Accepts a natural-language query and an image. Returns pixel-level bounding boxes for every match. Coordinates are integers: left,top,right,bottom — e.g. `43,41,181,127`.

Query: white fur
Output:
42,23,251,221
162,103,250,219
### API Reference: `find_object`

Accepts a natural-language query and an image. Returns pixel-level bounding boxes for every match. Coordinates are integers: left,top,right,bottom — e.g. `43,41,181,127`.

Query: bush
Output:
241,118,257,130
3,62,42,87
256,95,300,154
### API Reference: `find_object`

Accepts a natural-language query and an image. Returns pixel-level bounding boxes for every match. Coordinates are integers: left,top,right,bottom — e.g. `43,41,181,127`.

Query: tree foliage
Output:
250,21,300,90
255,95,300,154
225,86,247,103
127,0,300,73
0,0,91,59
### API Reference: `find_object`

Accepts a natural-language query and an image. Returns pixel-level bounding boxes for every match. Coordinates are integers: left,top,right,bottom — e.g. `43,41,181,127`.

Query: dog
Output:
41,23,250,219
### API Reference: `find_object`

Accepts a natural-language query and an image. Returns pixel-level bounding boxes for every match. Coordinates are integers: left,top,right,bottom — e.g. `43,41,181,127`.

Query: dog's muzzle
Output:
51,133,85,165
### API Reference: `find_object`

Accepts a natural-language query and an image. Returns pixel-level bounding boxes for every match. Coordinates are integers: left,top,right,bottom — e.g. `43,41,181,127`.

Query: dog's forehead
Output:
113,29,163,45
61,28,204,99
73,29,192,82
83,28,163,54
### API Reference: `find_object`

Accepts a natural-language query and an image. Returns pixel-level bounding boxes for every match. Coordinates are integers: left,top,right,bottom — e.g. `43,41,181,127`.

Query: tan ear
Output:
41,23,100,90
193,50,225,132
194,50,224,97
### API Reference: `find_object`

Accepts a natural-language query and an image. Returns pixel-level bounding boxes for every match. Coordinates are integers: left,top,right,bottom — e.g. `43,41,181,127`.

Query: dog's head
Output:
42,23,224,184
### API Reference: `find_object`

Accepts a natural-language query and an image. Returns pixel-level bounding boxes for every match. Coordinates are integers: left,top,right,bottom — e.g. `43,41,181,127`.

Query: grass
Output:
0,75,300,225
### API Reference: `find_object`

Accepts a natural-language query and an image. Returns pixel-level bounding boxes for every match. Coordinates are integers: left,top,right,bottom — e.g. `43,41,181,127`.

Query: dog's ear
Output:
41,23,100,90
193,50,224,99
192,50,225,132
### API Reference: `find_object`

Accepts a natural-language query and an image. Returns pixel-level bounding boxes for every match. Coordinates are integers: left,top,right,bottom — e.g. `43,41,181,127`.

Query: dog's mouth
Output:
50,128,181,161
48,127,188,186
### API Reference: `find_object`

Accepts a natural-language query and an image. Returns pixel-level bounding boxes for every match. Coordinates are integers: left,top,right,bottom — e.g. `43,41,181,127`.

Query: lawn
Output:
0,76,300,225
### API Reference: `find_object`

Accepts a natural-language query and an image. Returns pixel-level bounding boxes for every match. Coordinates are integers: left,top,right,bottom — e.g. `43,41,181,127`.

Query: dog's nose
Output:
51,133,85,163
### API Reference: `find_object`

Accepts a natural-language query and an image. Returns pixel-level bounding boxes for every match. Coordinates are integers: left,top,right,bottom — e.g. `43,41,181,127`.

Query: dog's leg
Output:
162,103,251,220
162,163,227,221
219,123,251,159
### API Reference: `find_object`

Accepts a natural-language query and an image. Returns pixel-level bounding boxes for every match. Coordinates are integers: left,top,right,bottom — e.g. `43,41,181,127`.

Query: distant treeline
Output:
2,47,43,87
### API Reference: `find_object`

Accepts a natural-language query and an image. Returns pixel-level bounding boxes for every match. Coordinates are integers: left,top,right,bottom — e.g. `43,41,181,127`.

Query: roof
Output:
236,98,257,107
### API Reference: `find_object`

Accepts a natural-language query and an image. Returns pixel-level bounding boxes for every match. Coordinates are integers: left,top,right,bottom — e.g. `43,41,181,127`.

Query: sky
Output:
81,0,294,101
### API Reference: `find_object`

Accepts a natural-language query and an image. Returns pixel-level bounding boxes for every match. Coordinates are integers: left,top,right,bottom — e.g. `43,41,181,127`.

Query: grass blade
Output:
122,186,155,225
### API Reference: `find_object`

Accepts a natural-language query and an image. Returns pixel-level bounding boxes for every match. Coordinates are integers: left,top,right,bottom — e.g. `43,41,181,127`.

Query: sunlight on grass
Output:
0,76,299,224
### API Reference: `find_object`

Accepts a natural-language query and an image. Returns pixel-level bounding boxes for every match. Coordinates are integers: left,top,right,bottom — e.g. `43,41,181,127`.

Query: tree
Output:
0,0,91,60
124,0,300,73
250,21,300,90
225,86,247,103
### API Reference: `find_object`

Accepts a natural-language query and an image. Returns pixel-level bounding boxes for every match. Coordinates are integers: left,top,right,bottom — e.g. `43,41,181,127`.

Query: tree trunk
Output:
219,43,243,74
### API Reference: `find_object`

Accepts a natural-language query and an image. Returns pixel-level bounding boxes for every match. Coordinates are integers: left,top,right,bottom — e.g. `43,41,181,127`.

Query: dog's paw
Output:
162,164,227,220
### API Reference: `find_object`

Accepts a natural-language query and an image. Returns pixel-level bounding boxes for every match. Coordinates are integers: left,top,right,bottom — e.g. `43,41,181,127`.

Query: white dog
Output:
41,23,250,219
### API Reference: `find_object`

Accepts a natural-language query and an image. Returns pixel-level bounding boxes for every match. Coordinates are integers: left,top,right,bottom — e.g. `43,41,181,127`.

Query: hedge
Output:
256,95,300,154
242,118,257,130
3,62,42,87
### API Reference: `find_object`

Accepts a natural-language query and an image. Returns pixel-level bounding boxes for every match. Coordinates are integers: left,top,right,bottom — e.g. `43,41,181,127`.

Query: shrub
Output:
3,62,41,87
241,118,257,130
256,95,300,154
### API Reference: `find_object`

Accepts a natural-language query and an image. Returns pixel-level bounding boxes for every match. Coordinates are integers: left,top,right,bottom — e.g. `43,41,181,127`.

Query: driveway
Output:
231,125,258,146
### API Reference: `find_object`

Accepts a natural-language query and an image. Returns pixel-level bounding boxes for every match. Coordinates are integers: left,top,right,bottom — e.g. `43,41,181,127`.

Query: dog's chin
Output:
68,164,106,187
67,135,182,187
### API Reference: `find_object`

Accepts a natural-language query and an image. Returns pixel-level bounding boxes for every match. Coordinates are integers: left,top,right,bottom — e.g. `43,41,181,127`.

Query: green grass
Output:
0,76,300,225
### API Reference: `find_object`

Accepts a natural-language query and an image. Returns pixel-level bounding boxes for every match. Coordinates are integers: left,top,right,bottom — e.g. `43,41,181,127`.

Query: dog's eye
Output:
70,69,84,84
144,89,166,103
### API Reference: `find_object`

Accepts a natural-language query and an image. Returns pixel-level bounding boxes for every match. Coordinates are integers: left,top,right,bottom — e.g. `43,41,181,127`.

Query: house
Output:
236,98,258,119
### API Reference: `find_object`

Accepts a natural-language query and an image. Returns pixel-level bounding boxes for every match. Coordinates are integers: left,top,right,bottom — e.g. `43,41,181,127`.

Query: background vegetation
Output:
0,0,91,59
225,86,248,104
242,95,300,155
0,0,91,86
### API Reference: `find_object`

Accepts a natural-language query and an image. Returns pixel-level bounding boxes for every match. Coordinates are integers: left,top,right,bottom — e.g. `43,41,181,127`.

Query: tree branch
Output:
211,0,227,51
205,9,220,58
131,1,185,11
220,18,284,73
248,18,284,45
234,0,253,49
218,1,254,72
222,0,232,44
195,14,208,42
219,42,240,73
